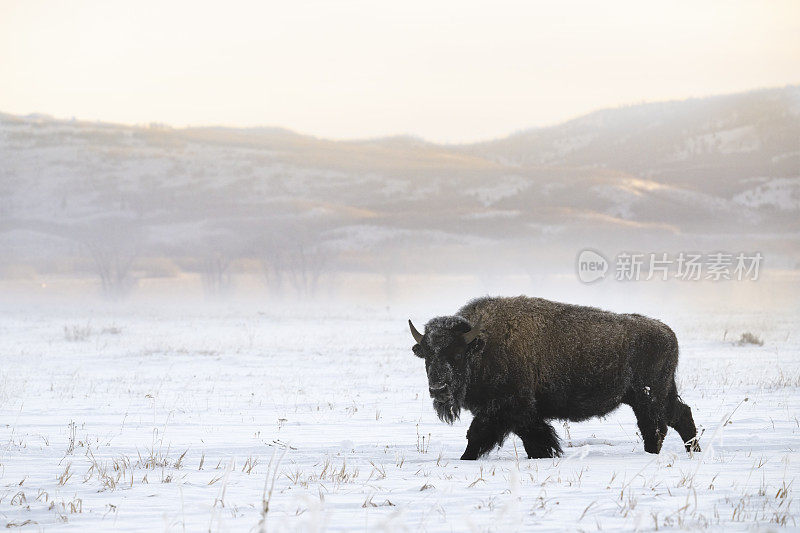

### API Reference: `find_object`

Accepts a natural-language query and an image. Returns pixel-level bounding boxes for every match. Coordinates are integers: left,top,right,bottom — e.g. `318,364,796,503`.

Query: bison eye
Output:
442,348,460,362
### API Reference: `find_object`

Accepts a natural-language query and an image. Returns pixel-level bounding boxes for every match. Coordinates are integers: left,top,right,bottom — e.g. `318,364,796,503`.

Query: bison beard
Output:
433,399,460,425
410,296,701,460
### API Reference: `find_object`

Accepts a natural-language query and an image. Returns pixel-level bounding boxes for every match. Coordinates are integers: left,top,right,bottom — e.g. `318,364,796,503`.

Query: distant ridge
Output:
1,85,797,290
3,85,796,146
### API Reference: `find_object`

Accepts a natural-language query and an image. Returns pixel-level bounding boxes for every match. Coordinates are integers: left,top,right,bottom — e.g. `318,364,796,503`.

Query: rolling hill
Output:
1,86,798,296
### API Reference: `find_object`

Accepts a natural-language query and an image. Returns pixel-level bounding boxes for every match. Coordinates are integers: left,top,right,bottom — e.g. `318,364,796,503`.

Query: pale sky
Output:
1,0,798,142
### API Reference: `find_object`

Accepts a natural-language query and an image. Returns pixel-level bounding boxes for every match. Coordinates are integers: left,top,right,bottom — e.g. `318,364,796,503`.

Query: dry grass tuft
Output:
736,332,764,346
57,463,73,486
64,324,92,342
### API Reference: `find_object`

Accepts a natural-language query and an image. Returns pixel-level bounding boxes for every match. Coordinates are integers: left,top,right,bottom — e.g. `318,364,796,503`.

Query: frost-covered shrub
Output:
736,332,764,346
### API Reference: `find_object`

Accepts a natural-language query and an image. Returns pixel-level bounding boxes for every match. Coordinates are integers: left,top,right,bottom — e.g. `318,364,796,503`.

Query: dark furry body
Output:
415,296,700,460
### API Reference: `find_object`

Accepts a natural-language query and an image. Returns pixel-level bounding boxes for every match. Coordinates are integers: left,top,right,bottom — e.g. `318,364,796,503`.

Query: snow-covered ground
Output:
0,301,797,531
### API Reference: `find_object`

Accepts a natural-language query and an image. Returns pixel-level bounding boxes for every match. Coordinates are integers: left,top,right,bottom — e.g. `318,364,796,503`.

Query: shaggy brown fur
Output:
410,296,700,460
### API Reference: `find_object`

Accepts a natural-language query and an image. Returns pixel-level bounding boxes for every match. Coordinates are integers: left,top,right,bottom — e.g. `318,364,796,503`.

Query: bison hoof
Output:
526,450,561,459
460,451,478,460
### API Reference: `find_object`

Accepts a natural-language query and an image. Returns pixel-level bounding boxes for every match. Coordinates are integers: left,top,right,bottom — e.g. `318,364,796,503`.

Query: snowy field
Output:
0,300,798,531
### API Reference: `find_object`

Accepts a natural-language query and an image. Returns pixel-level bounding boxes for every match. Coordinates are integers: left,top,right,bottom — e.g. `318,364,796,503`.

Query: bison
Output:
408,296,700,460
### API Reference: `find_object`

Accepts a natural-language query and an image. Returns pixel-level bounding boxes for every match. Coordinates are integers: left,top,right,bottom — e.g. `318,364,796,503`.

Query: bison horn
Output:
463,318,482,344
408,319,424,344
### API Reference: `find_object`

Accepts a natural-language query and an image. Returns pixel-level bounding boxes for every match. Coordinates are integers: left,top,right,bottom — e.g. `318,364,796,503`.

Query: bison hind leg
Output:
515,419,562,459
669,397,701,453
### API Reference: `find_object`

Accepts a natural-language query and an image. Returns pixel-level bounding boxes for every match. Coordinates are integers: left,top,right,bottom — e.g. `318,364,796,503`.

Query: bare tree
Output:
252,226,290,298
77,216,143,299
253,220,337,299
201,251,232,296
199,232,242,297
285,240,332,298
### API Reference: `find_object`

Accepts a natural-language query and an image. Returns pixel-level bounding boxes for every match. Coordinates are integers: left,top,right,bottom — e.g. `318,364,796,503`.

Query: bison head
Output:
409,315,483,424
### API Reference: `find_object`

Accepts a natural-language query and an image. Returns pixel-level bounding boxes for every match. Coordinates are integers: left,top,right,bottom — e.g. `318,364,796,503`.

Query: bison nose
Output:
429,383,448,397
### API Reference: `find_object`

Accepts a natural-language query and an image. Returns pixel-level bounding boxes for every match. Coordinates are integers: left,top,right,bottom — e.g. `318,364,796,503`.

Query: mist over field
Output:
2,86,799,313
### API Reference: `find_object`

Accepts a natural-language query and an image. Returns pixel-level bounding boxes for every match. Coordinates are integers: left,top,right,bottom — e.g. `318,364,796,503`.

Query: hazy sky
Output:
1,0,798,142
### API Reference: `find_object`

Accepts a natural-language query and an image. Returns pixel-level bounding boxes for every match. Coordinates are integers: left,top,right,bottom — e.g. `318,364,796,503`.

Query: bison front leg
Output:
461,415,508,460
515,419,562,459
630,402,667,454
